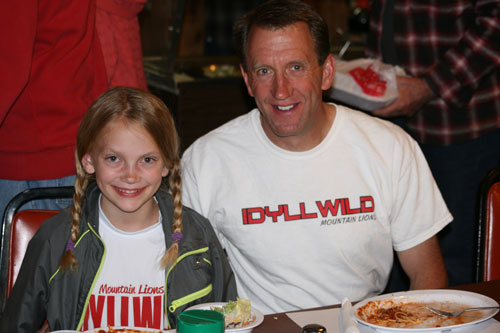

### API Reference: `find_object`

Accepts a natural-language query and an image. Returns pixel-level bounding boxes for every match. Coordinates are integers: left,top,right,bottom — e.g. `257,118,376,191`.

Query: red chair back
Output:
0,186,74,314
482,182,500,281
477,165,500,282
7,210,60,299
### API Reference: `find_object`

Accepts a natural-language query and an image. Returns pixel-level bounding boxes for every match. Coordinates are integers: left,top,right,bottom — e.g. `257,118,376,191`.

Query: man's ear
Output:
81,153,96,174
321,54,336,91
240,64,255,97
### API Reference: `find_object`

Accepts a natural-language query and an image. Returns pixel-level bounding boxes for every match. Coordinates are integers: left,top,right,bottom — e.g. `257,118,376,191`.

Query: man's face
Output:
241,22,335,151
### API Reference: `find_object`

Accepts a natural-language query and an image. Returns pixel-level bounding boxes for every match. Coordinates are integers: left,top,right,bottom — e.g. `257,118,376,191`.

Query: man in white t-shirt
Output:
181,0,452,314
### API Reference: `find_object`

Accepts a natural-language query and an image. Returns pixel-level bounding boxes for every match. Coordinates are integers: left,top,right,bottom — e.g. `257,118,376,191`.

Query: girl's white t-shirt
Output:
82,199,166,331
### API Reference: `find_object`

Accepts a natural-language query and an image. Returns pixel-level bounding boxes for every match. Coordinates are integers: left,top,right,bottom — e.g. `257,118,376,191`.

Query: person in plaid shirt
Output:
366,0,500,289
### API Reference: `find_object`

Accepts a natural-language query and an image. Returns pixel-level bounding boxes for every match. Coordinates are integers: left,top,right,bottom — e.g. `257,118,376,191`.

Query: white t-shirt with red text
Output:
181,105,453,314
82,203,166,331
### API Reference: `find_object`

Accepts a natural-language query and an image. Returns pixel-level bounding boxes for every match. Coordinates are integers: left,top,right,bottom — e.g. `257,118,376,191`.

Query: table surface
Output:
251,279,500,332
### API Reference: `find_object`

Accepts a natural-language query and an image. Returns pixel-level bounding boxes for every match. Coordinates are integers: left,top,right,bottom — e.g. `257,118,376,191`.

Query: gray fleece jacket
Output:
0,183,237,331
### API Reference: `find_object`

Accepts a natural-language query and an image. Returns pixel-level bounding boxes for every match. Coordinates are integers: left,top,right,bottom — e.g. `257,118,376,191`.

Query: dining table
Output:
251,279,500,332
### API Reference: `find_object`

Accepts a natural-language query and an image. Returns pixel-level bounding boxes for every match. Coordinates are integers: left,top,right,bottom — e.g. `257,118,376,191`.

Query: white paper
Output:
327,58,406,111
339,298,360,333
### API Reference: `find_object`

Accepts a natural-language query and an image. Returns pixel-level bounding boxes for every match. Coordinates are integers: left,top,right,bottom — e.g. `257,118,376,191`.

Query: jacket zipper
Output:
168,284,213,313
76,223,107,331
164,246,211,328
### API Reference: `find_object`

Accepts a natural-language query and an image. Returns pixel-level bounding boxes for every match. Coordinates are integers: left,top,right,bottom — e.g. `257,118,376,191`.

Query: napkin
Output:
339,298,360,333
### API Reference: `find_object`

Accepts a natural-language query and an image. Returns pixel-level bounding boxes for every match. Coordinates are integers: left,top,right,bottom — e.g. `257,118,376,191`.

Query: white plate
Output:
352,289,499,332
186,302,264,333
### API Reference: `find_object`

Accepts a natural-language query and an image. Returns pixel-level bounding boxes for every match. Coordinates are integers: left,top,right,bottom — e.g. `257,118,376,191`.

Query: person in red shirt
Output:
0,1,108,219
96,0,148,90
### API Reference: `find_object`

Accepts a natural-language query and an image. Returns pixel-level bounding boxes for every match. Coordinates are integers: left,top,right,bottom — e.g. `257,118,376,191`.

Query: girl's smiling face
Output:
81,119,169,231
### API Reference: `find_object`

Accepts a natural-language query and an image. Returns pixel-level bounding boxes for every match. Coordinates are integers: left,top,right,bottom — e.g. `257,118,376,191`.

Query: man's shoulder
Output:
184,110,256,154
338,104,401,129
337,104,416,144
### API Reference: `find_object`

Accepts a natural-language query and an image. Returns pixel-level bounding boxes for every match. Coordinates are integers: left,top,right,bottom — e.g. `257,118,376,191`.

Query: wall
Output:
139,0,350,59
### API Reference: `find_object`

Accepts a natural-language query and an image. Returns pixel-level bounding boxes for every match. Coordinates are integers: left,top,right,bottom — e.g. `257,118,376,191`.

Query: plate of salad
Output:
186,298,263,332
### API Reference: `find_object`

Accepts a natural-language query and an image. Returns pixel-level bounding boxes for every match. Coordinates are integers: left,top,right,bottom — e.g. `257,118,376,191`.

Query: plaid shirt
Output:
366,0,500,145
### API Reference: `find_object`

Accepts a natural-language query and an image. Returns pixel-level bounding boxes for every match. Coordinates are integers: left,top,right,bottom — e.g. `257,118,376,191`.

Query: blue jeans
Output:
0,175,76,221
0,176,76,261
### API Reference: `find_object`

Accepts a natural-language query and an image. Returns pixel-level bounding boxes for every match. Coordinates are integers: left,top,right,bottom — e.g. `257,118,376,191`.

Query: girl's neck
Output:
100,196,160,232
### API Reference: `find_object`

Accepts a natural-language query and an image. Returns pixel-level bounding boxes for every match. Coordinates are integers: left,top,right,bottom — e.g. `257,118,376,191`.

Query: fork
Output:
424,305,500,317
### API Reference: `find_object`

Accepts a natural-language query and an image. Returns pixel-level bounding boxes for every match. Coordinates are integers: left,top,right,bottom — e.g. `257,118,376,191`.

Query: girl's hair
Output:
59,86,184,271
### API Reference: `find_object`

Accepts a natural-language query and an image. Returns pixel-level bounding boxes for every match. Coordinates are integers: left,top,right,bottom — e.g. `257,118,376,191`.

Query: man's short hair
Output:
233,0,331,71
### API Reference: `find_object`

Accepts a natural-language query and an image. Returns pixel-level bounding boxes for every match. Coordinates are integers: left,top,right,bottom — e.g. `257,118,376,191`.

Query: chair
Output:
0,186,74,313
476,164,500,282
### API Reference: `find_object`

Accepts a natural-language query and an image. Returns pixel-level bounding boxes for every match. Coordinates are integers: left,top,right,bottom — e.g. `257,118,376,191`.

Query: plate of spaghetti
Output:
352,289,499,331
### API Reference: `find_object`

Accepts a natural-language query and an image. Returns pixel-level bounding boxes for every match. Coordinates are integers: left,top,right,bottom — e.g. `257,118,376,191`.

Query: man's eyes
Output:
256,68,270,75
255,64,303,76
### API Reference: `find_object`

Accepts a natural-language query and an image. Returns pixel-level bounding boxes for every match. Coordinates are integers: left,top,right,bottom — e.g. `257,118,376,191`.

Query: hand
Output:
372,76,436,118
36,320,49,333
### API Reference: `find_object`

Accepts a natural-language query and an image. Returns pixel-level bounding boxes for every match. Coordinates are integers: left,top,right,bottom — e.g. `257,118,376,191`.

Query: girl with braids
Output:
1,87,237,332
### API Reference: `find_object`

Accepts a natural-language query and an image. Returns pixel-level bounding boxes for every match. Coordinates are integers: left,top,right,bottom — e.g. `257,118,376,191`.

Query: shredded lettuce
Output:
211,298,253,328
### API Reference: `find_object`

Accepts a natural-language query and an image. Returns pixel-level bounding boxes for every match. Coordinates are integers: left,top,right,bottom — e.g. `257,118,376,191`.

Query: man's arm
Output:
396,235,448,290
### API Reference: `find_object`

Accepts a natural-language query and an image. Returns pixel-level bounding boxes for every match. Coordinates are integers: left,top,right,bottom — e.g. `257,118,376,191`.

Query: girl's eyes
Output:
102,154,160,165
143,156,156,164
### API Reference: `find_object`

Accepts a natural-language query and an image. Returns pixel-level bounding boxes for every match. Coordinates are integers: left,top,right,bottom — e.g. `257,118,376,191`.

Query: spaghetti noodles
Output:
356,300,485,328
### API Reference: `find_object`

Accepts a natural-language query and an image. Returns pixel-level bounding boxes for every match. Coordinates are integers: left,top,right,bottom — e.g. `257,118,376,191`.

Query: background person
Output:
1,87,236,332
367,0,500,289
0,0,108,221
181,0,451,315
96,0,148,89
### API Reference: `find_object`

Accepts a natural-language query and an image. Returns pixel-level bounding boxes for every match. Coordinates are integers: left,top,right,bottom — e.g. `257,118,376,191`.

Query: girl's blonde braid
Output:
160,159,183,268
58,157,90,271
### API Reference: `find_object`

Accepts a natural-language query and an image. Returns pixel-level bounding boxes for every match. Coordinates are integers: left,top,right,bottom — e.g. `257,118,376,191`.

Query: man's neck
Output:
262,103,336,152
